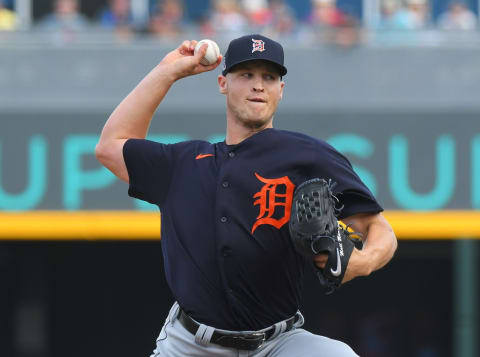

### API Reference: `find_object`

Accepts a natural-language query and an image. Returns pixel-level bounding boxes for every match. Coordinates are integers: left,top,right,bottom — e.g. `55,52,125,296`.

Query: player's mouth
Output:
247,97,267,103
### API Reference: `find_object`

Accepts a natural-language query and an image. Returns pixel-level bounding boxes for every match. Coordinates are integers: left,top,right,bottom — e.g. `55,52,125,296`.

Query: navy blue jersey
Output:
123,128,382,331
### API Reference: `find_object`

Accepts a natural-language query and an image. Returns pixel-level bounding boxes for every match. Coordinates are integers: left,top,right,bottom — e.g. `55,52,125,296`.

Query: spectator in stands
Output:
264,0,296,37
378,0,428,30
99,0,133,29
38,0,89,32
0,0,16,30
208,0,247,37
308,0,360,47
241,0,272,29
98,0,134,41
404,0,429,29
240,0,295,37
438,1,477,30
149,0,184,39
378,0,410,30
308,0,348,28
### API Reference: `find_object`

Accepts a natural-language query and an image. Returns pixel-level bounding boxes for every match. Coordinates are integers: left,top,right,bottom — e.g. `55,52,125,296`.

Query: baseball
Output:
194,39,220,66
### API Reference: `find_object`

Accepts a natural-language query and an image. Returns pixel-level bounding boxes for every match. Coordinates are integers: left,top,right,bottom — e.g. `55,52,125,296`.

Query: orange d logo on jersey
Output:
251,172,295,234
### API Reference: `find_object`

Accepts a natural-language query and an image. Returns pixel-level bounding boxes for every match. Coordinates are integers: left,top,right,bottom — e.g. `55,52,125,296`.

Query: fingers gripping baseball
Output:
160,39,222,80
178,40,197,55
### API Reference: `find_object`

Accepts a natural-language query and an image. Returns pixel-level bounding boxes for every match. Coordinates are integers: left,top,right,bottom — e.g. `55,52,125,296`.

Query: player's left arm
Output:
341,212,397,283
314,212,397,283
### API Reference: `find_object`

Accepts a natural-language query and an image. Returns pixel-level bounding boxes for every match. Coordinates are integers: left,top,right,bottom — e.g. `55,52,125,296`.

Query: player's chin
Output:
246,105,271,119
241,115,271,129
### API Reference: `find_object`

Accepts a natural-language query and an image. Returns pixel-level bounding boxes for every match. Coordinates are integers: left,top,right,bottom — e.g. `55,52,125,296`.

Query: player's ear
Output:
279,80,285,100
218,75,227,95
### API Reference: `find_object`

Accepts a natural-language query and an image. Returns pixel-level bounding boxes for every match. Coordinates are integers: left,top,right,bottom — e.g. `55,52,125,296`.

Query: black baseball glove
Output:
289,178,362,294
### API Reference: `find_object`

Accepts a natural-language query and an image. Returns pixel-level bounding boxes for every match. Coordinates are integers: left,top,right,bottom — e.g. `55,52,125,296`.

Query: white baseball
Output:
194,39,220,66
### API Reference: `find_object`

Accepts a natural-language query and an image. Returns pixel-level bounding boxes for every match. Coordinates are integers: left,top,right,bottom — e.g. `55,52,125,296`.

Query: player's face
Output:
218,60,285,130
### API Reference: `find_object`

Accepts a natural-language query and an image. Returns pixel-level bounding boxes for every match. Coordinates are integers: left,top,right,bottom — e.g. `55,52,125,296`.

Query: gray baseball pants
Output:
149,302,358,357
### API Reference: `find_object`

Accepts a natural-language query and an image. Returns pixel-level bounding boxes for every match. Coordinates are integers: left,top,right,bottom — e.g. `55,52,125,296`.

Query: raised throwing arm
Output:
95,40,222,182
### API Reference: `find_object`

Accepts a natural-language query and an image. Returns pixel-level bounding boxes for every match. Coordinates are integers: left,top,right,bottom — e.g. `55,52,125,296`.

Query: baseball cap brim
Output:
223,58,287,77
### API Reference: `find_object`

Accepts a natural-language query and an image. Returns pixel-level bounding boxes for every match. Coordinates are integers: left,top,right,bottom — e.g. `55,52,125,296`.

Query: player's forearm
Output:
359,220,397,276
99,63,177,144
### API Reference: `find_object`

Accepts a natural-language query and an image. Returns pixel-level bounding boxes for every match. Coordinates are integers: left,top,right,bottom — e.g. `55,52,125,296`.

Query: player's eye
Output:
242,73,252,78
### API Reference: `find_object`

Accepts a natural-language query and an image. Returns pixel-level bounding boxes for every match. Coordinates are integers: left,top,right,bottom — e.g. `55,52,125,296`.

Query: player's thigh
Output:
266,328,359,357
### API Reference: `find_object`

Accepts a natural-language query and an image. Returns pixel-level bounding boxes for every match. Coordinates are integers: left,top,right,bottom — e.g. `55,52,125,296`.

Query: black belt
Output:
178,308,297,351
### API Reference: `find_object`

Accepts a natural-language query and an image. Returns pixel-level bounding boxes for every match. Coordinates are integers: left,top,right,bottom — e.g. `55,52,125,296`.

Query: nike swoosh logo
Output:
330,248,342,277
195,154,214,160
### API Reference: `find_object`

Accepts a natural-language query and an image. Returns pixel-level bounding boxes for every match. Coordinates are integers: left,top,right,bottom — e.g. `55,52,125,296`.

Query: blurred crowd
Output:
378,0,477,30
0,0,478,44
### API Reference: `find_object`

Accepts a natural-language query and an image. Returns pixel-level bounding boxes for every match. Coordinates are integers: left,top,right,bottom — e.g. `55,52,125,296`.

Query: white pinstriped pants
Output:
149,302,358,357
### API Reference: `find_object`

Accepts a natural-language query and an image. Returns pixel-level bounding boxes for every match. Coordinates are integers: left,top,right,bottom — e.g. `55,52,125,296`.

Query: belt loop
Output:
294,311,304,328
270,320,287,340
171,303,180,325
194,324,215,346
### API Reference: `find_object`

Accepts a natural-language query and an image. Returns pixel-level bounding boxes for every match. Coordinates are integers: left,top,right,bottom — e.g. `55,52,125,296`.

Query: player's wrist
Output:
154,62,182,83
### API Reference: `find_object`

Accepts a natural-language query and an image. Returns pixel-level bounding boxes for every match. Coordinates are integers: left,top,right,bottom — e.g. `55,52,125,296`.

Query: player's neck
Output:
225,116,273,145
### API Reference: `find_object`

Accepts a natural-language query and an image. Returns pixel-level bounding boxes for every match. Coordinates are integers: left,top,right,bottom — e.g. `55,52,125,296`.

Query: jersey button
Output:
222,247,232,257
220,216,227,223
222,181,229,188
228,151,235,158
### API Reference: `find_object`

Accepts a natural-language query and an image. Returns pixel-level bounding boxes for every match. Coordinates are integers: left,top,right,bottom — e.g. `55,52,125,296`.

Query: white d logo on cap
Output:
252,39,265,53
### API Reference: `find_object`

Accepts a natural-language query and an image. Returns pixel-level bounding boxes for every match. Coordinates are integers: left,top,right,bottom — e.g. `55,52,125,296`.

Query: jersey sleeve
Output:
122,138,174,206
314,142,383,219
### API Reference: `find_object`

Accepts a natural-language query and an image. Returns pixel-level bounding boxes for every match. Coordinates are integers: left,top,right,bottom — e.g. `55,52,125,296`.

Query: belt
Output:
178,308,297,351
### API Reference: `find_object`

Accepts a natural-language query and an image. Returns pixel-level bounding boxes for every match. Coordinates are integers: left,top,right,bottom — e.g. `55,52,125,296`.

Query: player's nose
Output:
251,75,265,92
252,83,265,92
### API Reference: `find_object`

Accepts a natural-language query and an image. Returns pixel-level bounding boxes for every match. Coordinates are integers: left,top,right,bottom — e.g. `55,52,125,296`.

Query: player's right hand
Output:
159,40,222,81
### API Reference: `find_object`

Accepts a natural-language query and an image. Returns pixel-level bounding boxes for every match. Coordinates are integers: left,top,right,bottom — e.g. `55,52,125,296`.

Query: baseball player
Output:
96,34,397,356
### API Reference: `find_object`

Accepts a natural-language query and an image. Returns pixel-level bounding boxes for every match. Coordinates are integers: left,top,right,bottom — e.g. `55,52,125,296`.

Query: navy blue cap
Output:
222,34,287,76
